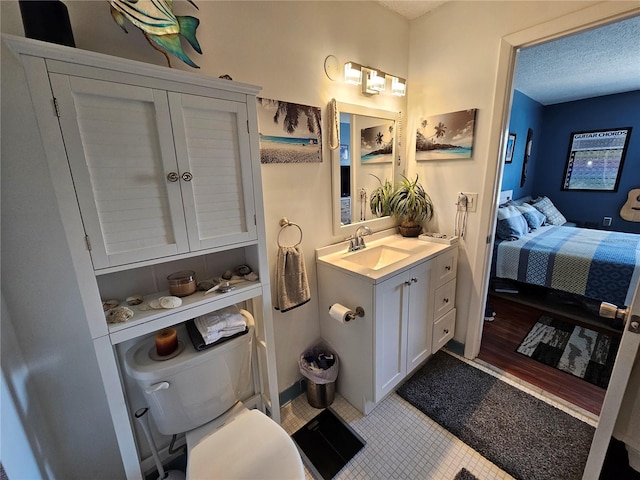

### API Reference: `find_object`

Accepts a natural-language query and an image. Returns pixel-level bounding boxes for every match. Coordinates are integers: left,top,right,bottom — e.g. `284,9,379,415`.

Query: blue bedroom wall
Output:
503,90,544,200
533,90,640,234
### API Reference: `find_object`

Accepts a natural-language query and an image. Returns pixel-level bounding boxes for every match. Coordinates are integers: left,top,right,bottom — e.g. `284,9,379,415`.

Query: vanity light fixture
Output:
389,75,407,97
344,61,363,85
344,60,406,97
362,68,386,95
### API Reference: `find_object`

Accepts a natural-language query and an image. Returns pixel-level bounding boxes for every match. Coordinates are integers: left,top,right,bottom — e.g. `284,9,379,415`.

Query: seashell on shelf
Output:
244,272,258,281
159,296,182,309
106,306,133,324
222,270,233,280
102,299,119,311
126,294,143,306
197,279,218,291
235,264,252,275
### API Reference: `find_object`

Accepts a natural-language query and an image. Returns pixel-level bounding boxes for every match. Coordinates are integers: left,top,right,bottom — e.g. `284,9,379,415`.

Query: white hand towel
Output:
195,305,246,338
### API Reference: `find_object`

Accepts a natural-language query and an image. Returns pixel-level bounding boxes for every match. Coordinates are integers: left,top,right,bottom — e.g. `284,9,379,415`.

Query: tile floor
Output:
281,350,597,480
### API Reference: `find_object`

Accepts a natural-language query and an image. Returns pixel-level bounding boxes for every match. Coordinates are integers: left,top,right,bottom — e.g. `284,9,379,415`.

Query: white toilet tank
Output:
124,324,253,436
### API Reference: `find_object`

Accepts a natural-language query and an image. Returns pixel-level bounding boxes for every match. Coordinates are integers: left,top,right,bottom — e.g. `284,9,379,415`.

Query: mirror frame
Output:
331,101,400,236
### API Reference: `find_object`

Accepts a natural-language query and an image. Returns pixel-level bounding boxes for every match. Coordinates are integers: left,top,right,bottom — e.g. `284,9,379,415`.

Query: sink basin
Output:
343,245,411,271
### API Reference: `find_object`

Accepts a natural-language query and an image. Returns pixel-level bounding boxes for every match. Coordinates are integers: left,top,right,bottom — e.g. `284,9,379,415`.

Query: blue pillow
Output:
496,206,530,240
530,196,567,226
516,203,546,230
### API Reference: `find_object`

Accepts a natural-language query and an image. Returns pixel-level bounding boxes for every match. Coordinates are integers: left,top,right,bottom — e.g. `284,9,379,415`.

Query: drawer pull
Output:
167,172,179,182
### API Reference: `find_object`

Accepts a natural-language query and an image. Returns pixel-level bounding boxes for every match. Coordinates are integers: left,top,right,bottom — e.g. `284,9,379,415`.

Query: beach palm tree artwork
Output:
416,109,477,160
256,98,322,163
361,121,394,164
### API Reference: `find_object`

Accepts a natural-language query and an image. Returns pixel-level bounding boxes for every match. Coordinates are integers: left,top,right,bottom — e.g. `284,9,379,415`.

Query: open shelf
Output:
108,280,262,344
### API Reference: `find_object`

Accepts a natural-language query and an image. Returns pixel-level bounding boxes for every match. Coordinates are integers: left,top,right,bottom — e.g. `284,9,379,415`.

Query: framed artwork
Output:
416,109,477,160
520,128,532,187
256,98,322,163
561,127,631,191
360,122,394,164
505,133,516,163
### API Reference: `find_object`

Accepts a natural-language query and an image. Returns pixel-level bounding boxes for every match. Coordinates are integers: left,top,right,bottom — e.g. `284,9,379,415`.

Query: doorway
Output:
470,11,640,415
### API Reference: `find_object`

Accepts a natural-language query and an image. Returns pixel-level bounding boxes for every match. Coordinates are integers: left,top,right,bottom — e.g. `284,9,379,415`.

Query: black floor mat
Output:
292,408,365,480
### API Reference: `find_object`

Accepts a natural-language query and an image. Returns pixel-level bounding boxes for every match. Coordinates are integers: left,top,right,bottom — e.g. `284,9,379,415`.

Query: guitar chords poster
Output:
562,128,631,191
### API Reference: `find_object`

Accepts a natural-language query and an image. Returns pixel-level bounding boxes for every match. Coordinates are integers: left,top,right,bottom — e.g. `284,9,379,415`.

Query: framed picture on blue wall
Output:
505,133,516,163
561,127,632,192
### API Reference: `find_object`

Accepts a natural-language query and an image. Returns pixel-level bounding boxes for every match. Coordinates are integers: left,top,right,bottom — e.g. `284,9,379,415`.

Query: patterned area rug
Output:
516,315,620,389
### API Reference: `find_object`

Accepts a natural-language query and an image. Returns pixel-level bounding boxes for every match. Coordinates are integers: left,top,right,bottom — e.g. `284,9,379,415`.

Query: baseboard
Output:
446,339,465,356
280,378,307,406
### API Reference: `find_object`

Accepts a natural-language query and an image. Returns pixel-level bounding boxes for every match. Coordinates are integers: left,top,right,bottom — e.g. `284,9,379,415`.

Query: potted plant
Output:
369,174,394,217
389,174,434,237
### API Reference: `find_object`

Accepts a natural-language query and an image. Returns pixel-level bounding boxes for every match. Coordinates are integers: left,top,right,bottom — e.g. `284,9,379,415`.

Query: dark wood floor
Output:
478,294,616,416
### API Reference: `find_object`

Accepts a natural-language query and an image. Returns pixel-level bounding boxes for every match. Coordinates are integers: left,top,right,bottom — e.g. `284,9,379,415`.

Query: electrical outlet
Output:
603,216,612,227
461,192,478,212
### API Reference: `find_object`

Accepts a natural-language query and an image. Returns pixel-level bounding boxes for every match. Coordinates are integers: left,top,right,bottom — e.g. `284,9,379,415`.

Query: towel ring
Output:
278,217,303,248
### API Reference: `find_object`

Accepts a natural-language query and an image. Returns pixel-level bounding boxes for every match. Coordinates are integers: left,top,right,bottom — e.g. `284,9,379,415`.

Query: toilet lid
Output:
187,409,304,479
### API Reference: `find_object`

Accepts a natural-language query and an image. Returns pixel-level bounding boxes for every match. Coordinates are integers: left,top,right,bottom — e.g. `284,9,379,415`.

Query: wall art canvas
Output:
361,121,394,164
416,109,477,160
257,98,322,163
562,127,631,191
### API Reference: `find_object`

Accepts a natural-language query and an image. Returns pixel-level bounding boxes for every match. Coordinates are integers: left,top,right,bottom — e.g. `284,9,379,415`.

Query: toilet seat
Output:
186,408,304,479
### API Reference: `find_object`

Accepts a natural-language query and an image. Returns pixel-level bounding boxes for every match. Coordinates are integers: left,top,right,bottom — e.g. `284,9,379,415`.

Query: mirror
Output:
331,101,399,236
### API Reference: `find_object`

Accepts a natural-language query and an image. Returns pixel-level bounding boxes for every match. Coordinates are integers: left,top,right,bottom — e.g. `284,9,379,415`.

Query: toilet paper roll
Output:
329,303,352,323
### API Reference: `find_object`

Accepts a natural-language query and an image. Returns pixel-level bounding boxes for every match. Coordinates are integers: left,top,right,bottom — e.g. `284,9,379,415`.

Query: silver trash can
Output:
306,380,335,408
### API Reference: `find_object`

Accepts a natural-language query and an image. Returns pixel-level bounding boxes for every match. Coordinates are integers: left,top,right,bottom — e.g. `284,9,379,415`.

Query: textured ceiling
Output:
514,15,640,105
377,0,447,20
378,3,639,106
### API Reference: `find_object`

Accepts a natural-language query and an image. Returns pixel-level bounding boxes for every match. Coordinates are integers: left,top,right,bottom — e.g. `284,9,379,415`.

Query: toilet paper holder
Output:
331,305,365,322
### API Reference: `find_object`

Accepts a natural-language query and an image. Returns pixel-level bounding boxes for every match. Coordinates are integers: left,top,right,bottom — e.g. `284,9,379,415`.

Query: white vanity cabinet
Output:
51,69,257,271
375,260,434,401
317,240,458,415
4,35,279,480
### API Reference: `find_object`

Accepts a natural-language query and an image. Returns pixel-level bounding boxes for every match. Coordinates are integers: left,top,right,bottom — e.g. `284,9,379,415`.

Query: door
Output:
51,74,189,269
168,93,257,250
583,289,640,479
375,273,408,401
406,261,434,372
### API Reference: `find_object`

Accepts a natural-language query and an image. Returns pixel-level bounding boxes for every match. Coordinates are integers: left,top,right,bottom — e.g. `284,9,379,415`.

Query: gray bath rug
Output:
454,468,479,480
517,315,619,389
397,351,594,480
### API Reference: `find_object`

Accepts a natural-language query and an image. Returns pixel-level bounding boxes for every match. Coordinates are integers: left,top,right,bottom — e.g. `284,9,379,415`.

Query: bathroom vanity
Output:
316,232,458,414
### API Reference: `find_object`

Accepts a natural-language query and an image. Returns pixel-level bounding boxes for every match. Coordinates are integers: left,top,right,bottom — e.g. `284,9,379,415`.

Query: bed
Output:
492,193,640,307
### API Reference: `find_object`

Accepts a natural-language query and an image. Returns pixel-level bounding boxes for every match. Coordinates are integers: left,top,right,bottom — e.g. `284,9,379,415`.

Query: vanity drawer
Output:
434,279,456,319
432,308,455,352
435,248,458,287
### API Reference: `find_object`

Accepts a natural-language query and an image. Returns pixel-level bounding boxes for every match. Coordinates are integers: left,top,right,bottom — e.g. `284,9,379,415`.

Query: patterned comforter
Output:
492,225,640,306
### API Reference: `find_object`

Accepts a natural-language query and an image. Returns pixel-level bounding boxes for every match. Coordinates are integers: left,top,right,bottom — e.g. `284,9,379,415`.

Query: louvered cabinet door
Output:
50,75,189,269
168,93,257,251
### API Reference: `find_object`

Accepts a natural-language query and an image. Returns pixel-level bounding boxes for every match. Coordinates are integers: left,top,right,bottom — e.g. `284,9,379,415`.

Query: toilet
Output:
124,313,304,479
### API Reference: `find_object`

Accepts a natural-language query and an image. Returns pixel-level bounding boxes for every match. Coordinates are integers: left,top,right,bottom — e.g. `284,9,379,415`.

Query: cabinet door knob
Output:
445,265,451,271
411,277,418,283
404,280,412,286
443,329,449,334
167,172,179,182
443,297,449,303
181,172,193,182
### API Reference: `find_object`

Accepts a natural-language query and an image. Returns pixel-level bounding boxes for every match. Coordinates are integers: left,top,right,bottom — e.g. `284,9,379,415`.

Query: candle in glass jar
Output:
155,327,178,356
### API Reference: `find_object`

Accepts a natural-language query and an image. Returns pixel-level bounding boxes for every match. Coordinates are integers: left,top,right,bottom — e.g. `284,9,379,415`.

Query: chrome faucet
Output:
349,226,372,251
